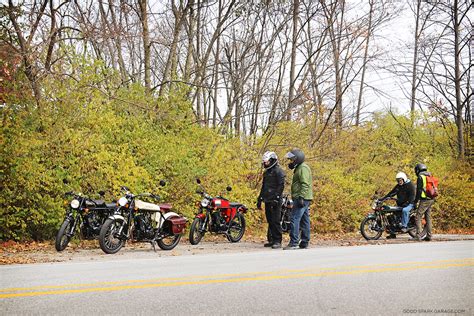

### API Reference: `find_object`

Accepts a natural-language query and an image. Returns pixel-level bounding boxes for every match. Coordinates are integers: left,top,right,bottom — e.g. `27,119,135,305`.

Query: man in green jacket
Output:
284,149,313,250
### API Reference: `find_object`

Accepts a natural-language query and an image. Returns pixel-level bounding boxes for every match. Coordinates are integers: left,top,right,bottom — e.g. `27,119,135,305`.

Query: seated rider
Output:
380,172,416,239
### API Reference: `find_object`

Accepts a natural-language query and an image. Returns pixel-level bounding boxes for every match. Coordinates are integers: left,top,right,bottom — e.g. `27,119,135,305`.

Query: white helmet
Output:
395,172,408,183
262,151,278,169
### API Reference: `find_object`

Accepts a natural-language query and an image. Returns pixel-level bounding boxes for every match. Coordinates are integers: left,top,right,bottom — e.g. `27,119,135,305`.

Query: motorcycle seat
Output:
158,203,172,212
229,202,242,208
85,200,105,207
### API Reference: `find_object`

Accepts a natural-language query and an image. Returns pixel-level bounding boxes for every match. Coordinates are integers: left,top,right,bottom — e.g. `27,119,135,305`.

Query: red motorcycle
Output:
189,179,248,245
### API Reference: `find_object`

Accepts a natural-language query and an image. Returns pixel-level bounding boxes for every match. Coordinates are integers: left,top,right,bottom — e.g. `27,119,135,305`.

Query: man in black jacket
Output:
381,171,416,238
257,151,285,249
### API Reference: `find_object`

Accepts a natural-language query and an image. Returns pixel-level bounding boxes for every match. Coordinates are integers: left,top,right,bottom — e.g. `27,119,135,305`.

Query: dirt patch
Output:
1,233,473,265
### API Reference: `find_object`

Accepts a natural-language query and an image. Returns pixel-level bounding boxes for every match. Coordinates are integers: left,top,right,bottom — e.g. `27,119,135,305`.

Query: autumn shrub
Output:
0,57,472,240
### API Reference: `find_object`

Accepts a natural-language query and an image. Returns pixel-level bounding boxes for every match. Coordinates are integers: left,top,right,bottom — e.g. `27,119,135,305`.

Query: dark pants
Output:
416,199,434,239
289,200,311,247
265,201,282,244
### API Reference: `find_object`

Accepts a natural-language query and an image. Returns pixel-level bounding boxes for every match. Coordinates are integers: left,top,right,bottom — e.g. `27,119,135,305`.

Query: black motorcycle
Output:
98,184,187,254
360,198,427,240
55,191,116,251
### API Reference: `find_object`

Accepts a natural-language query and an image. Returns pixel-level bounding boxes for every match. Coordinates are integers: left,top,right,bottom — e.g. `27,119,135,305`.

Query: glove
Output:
296,197,304,208
256,200,262,210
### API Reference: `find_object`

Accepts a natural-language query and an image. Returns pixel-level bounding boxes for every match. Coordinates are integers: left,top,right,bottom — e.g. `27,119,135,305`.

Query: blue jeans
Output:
401,204,414,228
289,200,311,246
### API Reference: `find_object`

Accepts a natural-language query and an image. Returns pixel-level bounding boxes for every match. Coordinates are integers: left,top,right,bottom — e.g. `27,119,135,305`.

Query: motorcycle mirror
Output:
159,180,166,187
196,178,201,184
98,190,105,196
226,186,232,192
121,186,130,192
196,189,203,194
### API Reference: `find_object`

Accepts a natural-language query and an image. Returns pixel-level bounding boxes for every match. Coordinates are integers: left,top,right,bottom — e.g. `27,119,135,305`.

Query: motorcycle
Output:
98,182,187,254
280,194,293,233
55,190,116,251
360,197,427,240
189,179,248,245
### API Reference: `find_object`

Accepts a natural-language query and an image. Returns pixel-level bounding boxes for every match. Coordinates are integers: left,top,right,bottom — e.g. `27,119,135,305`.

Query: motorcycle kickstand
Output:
151,240,157,252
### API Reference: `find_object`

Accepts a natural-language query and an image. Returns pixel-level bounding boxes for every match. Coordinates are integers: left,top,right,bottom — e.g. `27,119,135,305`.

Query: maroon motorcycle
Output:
189,179,248,245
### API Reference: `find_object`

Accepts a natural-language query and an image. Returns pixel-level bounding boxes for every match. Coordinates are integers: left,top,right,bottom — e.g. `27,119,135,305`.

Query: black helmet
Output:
414,163,427,175
285,149,305,169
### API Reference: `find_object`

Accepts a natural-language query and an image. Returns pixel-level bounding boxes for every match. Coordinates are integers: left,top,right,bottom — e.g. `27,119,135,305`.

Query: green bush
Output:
1,56,472,240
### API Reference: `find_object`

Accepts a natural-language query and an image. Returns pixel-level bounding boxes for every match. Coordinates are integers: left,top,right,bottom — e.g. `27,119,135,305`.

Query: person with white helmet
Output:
257,151,285,249
380,171,416,238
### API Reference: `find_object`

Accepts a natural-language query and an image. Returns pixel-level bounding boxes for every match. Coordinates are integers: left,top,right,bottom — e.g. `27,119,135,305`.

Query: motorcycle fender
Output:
155,212,181,229
163,212,180,220
366,213,377,219
238,206,248,213
195,213,206,220
108,214,126,222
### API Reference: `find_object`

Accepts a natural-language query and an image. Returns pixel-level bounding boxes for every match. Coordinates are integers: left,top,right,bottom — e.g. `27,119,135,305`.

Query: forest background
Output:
0,0,472,241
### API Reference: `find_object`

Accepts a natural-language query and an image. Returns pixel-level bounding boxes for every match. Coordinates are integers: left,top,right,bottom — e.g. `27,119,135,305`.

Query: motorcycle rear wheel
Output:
99,218,125,254
227,213,246,243
360,217,383,240
189,218,204,245
55,219,74,251
157,234,181,250
408,217,428,239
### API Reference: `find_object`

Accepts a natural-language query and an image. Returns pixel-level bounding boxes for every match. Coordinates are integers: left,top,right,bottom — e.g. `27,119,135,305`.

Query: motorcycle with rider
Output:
360,172,427,240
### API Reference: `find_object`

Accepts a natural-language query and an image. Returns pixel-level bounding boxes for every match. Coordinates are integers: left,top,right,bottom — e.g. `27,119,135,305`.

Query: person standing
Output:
283,149,313,250
257,151,285,249
414,163,435,241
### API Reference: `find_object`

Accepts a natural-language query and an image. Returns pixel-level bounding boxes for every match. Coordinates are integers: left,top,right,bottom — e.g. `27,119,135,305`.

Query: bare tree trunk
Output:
288,0,299,121
356,0,374,126
453,0,464,159
410,0,422,122
138,0,151,92
212,0,223,129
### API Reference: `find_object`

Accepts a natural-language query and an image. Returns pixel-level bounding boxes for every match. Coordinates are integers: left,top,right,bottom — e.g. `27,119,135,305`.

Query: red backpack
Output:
424,175,439,198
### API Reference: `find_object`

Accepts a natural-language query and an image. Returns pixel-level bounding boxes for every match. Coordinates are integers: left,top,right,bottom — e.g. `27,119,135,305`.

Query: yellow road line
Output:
1,258,472,293
0,260,472,299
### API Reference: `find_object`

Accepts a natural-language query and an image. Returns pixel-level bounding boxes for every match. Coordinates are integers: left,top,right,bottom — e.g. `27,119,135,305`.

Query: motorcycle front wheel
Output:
99,218,125,254
55,219,74,251
360,216,383,240
227,213,246,243
189,218,204,245
157,234,181,250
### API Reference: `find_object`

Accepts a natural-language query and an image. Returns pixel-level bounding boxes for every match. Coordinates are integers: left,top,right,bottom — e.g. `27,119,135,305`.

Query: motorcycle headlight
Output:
118,197,128,207
201,198,209,207
371,201,377,209
70,199,80,209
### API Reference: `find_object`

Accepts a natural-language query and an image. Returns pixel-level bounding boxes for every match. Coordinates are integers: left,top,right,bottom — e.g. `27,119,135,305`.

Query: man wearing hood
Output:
257,151,285,249
284,149,313,250
380,172,416,238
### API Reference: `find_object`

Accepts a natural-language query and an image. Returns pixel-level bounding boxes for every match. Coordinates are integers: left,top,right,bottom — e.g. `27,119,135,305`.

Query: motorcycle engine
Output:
211,211,226,231
133,214,155,240
387,214,401,228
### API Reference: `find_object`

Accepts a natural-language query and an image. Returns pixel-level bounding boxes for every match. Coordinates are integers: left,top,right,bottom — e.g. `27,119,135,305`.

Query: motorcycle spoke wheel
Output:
360,217,383,240
227,213,246,243
408,215,428,239
55,219,73,252
99,219,124,254
157,234,181,251
189,218,204,245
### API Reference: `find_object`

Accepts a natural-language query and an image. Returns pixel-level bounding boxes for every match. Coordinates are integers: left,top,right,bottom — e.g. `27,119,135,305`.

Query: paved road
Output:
1,241,473,315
